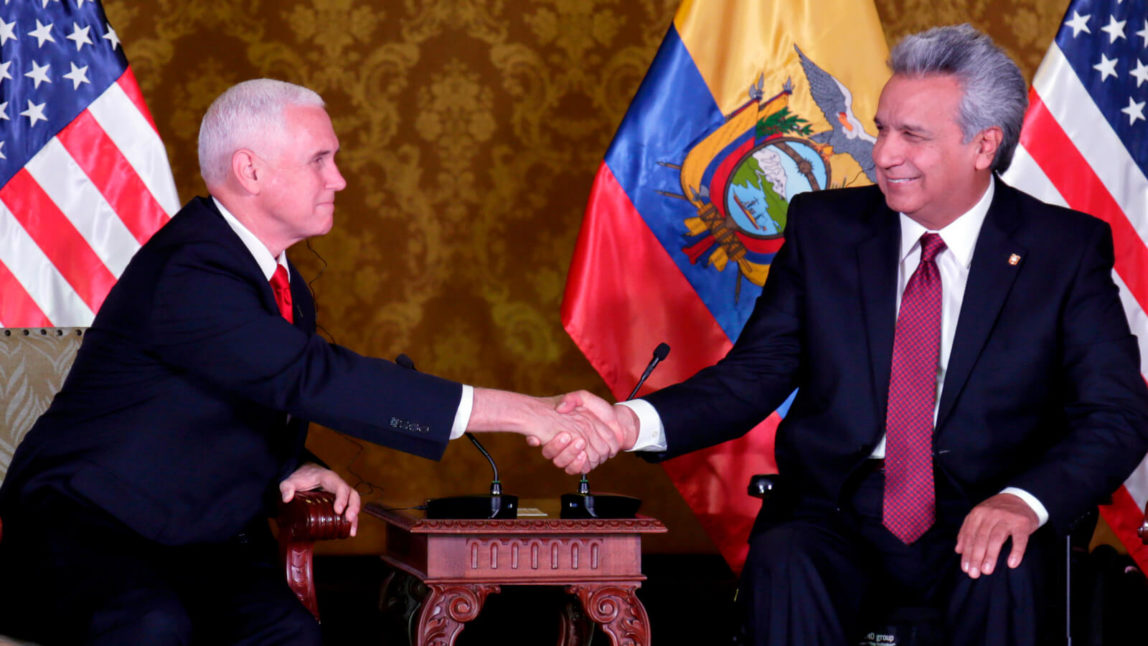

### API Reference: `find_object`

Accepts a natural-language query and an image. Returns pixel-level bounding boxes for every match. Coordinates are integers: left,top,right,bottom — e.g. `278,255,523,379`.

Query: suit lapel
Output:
936,183,1026,429
198,198,287,323
287,261,314,333
201,199,311,333
857,203,902,416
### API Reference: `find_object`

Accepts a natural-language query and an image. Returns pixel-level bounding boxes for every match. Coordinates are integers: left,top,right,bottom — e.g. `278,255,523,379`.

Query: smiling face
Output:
872,73,999,230
254,104,347,248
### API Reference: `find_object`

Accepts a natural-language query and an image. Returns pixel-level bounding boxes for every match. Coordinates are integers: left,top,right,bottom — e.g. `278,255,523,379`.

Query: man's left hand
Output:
954,492,1039,578
280,463,361,537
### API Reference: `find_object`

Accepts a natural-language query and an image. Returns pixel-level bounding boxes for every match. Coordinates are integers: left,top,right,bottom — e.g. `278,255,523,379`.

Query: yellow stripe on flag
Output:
675,0,890,152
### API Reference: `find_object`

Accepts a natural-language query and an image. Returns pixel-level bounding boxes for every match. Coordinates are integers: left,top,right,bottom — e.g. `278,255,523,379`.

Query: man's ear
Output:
974,126,1003,171
231,149,261,194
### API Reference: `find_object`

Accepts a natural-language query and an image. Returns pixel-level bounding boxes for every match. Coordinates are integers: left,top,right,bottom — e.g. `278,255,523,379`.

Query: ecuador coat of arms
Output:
662,46,879,302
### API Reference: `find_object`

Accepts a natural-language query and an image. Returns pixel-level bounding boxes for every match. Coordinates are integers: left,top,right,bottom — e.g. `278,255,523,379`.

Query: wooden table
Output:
364,501,667,646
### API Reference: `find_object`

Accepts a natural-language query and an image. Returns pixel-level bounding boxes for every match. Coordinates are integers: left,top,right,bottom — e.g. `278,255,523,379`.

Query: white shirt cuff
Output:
1001,486,1049,528
618,399,667,452
449,385,474,440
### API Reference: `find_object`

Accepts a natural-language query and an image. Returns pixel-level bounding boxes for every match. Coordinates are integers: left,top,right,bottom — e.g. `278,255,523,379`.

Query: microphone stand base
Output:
425,494,519,519
560,492,641,519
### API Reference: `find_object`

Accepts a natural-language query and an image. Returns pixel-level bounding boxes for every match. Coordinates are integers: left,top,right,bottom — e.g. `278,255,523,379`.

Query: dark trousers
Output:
739,468,1056,646
0,490,321,646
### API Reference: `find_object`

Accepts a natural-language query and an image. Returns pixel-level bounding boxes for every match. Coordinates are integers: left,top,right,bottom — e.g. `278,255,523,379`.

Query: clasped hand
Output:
523,390,638,474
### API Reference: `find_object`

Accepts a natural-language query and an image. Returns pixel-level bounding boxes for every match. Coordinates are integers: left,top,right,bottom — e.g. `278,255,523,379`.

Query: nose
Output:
328,161,347,192
872,132,900,170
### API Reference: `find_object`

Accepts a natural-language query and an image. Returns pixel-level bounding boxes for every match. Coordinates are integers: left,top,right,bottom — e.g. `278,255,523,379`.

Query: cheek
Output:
907,149,942,176
312,171,329,195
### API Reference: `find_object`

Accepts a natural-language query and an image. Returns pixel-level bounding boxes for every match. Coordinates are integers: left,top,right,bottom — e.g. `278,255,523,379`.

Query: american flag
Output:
1002,0,1148,572
0,0,177,327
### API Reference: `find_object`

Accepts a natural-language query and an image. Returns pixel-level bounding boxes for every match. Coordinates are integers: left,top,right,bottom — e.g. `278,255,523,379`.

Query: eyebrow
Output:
874,117,930,135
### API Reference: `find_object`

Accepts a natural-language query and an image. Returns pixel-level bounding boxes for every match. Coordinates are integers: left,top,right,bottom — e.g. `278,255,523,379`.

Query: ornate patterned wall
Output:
101,0,1066,554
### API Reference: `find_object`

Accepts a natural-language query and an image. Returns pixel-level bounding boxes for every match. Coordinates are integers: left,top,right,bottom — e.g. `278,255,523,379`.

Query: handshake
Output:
468,387,643,475
282,385,652,536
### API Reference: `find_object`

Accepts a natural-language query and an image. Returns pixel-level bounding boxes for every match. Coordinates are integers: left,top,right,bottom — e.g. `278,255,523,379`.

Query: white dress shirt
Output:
212,197,472,440
619,179,1048,526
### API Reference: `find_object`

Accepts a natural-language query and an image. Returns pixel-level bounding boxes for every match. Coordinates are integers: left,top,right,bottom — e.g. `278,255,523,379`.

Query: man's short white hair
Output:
197,79,325,187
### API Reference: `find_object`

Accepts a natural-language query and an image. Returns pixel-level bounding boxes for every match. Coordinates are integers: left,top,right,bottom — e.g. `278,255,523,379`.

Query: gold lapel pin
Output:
1008,253,1021,266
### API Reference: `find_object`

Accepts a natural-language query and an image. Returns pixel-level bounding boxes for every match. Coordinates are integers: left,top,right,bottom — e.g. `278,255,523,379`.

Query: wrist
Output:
614,404,639,450
468,387,545,438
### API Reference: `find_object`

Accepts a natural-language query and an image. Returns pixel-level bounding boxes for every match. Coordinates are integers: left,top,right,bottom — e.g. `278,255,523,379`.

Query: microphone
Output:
396,353,518,519
464,432,504,497
626,342,671,400
561,343,671,519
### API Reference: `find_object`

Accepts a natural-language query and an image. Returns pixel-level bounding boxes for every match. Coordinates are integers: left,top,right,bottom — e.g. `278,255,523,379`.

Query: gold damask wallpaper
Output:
100,0,1067,554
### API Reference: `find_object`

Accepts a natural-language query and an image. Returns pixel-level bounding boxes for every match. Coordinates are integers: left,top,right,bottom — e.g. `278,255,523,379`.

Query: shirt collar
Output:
898,176,994,269
212,196,288,282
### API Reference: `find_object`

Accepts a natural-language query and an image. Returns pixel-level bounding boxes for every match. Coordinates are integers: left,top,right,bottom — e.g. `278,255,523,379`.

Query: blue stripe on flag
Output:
604,26,764,342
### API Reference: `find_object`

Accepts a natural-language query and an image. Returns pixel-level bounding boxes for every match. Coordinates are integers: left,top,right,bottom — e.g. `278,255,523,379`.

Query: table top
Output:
364,499,667,536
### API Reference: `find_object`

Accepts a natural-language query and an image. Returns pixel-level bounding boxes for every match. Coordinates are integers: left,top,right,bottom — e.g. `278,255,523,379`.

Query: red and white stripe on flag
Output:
1002,1,1148,572
0,1,178,328
0,71,178,328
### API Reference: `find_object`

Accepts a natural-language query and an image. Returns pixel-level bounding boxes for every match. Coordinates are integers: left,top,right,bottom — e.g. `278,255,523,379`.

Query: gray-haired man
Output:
550,24,1148,645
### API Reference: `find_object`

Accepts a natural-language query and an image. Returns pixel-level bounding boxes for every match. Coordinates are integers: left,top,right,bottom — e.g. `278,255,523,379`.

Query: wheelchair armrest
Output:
748,474,782,499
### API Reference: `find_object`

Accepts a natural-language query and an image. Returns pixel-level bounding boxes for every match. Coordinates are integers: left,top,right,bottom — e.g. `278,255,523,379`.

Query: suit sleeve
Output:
641,197,808,459
145,240,460,461
1008,221,1148,532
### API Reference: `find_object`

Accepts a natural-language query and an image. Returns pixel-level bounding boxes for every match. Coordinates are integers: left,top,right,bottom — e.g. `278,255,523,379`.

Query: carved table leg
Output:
567,583,650,646
417,583,499,646
558,595,594,646
379,570,427,642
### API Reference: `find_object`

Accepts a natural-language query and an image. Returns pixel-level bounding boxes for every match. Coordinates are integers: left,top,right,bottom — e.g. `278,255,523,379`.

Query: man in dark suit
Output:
0,79,615,645
550,24,1148,645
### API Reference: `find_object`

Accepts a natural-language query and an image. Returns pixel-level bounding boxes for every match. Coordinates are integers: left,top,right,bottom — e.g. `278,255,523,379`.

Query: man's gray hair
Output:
197,79,325,186
889,24,1027,173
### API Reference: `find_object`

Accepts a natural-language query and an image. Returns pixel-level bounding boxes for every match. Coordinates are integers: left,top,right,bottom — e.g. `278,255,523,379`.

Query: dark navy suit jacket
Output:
1,197,461,545
645,181,1148,535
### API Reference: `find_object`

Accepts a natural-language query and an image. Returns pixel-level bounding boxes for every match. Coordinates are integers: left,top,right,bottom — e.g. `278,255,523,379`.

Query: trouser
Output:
739,467,1057,646
0,489,321,646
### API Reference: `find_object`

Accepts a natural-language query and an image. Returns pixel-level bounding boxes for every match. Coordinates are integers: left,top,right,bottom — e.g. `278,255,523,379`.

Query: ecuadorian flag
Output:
562,0,890,571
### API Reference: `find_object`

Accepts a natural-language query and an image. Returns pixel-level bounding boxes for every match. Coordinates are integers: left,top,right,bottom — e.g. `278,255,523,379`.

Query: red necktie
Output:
270,265,294,324
883,233,946,544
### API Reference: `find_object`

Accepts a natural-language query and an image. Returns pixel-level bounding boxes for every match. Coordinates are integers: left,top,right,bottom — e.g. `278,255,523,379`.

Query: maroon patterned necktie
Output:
883,232,946,544
270,265,294,324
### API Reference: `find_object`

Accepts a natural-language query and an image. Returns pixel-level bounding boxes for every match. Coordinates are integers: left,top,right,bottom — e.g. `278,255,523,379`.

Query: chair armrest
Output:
278,490,353,542
277,490,352,620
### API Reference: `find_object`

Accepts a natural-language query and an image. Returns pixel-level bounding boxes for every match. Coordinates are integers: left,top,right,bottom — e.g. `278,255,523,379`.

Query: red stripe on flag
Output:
117,67,161,136
1020,93,1148,314
562,162,731,397
0,257,51,327
662,412,780,572
0,170,117,314
1100,486,1148,576
56,111,169,244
